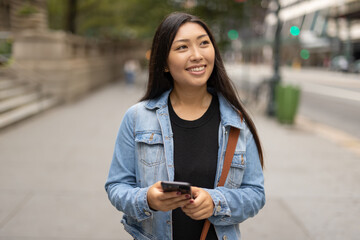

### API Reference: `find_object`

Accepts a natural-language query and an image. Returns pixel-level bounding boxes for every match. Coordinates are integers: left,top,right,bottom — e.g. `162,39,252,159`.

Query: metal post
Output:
345,18,353,71
330,12,341,60
267,0,282,116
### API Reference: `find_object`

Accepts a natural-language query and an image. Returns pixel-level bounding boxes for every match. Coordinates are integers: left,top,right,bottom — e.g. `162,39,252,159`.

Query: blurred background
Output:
0,0,359,239
1,0,360,129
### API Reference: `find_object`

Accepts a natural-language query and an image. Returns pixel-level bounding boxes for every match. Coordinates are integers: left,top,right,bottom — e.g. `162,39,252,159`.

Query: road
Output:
226,63,360,139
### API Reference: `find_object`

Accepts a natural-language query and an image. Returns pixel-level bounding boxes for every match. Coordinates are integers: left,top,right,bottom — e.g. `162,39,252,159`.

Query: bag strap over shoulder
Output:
217,127,240,187
200,127,240,240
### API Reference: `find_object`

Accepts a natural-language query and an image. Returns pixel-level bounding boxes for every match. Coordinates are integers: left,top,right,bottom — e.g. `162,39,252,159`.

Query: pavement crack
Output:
0,191,33,229
278,198,314,240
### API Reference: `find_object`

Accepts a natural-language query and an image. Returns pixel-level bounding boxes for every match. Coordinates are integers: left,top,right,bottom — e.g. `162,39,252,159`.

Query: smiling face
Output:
167,22,215,91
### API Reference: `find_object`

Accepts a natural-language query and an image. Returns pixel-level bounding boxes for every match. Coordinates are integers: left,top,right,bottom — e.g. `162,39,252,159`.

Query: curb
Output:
296,115,360,157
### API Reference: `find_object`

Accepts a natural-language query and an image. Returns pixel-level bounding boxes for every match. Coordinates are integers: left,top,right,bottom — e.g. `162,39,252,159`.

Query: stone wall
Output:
12,30,149,102
9,0,48,31
4,0,149,102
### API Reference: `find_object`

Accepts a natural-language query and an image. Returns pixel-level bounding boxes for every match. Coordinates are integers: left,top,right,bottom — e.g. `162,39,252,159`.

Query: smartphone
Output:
161,181,192,195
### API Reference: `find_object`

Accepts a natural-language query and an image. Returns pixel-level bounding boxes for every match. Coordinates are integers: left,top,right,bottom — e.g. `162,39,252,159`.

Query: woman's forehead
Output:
172,22,208,42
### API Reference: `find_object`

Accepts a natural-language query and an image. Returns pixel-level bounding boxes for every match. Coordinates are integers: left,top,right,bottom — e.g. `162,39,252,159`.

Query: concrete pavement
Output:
0,79,359,240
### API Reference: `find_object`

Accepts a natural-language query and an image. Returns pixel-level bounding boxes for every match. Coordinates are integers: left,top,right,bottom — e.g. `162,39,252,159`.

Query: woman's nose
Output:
190,47,203,61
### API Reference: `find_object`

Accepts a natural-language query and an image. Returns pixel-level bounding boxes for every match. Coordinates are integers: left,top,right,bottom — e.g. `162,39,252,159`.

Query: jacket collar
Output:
218,93,244,129
145,89,172,110
145,89,244,129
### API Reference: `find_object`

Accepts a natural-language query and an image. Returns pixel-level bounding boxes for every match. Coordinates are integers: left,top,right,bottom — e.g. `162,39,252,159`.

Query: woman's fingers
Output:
182,202,213,220
183,207,211,220
147,182,192,211
181,187,214,220
164,197,191,210
156,196,191,211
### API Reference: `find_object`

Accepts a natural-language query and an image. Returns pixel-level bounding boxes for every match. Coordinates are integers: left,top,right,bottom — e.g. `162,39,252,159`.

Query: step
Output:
0,79,16,90
0,92,40,113
0,97,59,129
0,85,34,100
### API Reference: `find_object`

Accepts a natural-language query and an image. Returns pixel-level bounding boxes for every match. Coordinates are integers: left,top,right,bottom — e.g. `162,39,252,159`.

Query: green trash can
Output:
275,84,300,124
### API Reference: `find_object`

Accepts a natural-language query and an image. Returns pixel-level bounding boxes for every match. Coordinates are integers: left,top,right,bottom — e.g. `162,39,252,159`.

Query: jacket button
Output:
144,211,151,216
223,235,228,240
216,206,221,212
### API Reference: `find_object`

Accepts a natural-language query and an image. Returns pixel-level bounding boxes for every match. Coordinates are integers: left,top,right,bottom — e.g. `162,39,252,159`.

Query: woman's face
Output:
167,22,215,90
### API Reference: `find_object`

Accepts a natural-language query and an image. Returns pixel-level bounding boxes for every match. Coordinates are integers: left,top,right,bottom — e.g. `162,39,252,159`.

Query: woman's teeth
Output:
188,66,205,72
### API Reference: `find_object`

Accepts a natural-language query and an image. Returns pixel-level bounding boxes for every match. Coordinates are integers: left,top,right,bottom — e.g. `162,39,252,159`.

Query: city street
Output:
1,0,360,239
0,72,359,239
227,64,360,139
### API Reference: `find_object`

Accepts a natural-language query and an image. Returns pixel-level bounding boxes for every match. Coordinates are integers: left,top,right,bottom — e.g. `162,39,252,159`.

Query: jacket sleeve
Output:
206,133,265,225
104,105,155,221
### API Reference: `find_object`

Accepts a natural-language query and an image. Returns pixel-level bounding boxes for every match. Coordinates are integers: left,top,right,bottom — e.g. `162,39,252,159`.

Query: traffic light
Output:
227,30,239,40
290,26,300,36
300,49,310,60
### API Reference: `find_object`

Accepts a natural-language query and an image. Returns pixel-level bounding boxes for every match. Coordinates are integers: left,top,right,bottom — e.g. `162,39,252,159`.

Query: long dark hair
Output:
141,12,264,168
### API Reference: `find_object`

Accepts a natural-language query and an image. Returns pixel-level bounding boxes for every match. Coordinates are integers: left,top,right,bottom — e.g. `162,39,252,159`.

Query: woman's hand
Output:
147,181,192,212
182,187,214,220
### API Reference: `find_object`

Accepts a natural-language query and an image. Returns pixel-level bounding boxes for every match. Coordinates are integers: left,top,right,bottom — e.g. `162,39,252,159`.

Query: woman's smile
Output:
186,65,206,75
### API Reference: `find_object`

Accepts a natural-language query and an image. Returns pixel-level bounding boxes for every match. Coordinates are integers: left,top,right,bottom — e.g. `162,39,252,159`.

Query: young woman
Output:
105,12,265,240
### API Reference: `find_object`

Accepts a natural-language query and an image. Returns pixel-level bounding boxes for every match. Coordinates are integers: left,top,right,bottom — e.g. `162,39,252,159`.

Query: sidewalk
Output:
0,80,359,240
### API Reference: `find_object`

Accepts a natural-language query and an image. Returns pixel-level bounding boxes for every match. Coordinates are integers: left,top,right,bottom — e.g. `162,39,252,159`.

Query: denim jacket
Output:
105,90,265,240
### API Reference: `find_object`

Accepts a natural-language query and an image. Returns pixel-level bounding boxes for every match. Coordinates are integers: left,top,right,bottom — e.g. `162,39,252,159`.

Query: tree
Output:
46,0,265,47
65,0,77,33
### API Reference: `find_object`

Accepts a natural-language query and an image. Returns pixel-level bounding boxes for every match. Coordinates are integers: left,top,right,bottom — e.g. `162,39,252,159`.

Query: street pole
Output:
345,18,353,71
267,0,282,116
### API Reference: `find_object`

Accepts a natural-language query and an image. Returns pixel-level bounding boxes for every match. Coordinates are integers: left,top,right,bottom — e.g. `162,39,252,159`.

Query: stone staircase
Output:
0,69,59,129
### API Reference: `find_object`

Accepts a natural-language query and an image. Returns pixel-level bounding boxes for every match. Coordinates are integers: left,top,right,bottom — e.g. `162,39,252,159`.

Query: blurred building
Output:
0,0,48,32
262,0,360,71
0,0,147,129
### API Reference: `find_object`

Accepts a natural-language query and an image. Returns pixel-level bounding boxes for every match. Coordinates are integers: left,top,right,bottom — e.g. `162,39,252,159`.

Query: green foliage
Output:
17,2,39,17
47,0,67,30
46,0,264,46
0,39,12,55
75,0,181,39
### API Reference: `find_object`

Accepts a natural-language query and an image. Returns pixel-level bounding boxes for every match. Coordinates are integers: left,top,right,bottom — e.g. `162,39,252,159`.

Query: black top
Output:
169,94,220,240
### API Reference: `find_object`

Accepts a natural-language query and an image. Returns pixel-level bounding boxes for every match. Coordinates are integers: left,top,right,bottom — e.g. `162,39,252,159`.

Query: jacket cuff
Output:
204,188,231,217
135,187,155,221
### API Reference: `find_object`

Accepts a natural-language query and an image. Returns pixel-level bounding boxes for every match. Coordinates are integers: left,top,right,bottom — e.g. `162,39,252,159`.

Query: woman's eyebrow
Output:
174,34,208,43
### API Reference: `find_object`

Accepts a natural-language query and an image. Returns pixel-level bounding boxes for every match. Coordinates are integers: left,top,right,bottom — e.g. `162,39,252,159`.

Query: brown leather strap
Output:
200,127,240,240
218,127,240,187
200,220,211,240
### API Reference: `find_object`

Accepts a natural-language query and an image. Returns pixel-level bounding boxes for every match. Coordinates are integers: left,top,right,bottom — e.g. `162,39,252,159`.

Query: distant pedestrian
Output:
123,59,139,85
105,12,265,240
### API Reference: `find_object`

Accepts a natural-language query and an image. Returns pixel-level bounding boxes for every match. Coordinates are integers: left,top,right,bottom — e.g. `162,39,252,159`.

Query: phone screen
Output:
161,181,191,195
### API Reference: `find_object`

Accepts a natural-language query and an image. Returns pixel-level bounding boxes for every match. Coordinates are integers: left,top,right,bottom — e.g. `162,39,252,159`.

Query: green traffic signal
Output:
300,49,310,60
290,26,300,36
228,30,239,40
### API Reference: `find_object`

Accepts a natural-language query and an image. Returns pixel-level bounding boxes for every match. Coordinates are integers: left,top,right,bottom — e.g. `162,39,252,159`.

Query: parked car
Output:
352,59,360,74
330,55,349,72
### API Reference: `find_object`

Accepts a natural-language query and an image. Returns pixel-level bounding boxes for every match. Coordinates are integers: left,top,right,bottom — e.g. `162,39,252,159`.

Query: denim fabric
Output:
105,90,265,240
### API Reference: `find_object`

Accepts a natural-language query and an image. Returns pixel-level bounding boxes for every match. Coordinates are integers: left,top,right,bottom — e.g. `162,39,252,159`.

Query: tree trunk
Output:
66,0,77,34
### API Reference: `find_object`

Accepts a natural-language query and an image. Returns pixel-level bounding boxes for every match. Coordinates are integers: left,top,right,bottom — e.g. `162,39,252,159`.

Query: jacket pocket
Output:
135,131,165,167
225,152,246,189
122,215,155,240
135,131,167,187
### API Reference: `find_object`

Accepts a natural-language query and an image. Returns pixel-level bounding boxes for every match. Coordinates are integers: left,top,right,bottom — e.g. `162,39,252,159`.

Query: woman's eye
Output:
201,40,210,46
176,45,187,50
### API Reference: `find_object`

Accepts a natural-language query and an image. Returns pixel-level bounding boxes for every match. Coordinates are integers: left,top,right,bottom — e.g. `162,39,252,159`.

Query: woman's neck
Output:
170,86,212,121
